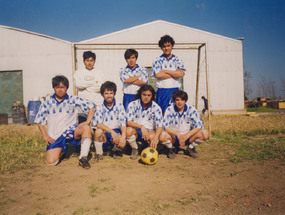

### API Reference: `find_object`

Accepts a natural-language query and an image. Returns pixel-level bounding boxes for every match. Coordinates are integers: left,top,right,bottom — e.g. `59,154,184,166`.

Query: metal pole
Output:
195,46,201,109
204,44,211,138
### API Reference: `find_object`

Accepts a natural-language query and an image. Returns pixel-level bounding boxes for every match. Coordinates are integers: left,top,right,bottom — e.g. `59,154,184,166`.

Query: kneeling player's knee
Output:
126,127,134,137
201,129,209,140
159,131,168,142
46,158,59,166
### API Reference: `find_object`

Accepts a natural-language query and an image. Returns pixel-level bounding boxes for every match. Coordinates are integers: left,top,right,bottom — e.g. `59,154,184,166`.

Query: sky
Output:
1,0,284,98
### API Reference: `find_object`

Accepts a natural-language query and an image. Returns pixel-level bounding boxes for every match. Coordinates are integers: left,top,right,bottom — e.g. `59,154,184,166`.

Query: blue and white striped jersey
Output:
34,94,94,140
120,64,148,94
92,99,126,129
152,54,186,89
126,99,162,130
163,104,204,134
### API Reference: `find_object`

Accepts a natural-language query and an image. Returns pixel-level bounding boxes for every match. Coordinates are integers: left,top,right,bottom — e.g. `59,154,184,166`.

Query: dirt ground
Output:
0,142,285,215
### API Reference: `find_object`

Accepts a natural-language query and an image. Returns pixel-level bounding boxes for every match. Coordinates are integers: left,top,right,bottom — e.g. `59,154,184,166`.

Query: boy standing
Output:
92,81,127,161
74,51,105,105
160,90,209,158
152,35,186,114
120,49,148,110
35,75,95,169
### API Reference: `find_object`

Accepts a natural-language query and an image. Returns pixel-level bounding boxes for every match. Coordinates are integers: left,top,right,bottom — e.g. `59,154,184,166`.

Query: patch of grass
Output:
246,107,280,112
89,184,98,198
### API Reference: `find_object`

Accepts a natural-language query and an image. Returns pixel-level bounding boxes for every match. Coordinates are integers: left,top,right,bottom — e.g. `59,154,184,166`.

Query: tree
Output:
257,77,277,98
280,77,285,99
244,70,253,100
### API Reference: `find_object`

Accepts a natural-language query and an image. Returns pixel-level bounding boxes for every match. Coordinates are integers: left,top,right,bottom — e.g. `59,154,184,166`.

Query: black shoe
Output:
93,154,103,162
187,147,198,158
112,150,123,159
131,148,138,160
71,145,81,157
167,148,176,159
79,157,91,169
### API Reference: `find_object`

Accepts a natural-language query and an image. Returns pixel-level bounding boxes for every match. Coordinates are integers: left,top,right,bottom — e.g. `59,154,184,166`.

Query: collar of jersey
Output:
126,64,138,71
174,104,188,117
52,94,69,104
140,99,152,110
160,54,175,61
103,98,116,111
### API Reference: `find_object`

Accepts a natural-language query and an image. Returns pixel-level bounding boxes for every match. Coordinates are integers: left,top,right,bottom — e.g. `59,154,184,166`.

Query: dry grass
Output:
203,113,285,135
0,114,284,173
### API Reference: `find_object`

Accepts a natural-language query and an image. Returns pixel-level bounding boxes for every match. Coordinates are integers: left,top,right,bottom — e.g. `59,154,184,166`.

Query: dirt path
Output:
1,146,285,215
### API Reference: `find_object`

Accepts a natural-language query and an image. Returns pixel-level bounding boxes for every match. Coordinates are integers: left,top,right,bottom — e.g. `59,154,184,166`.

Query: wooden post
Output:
195,46,201,109
204,44,211,138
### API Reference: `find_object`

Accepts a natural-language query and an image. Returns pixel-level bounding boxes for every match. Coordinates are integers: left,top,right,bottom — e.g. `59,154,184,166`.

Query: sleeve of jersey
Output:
120,68,128,82
34,100,48,125
118,104,127,127
190,108,204,129
139,67,149,83
162,108,172,129
177,57,186,72
126,102,135,122
154,105,163,129
152,59,161,77
75,96,95,113
92,105,102,127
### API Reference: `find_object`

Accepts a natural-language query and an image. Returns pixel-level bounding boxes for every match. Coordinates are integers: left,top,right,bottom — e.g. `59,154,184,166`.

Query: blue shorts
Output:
104,128,121,150
156,88,179,114
173,136,190,148
123,94,136,111
47,127,81,153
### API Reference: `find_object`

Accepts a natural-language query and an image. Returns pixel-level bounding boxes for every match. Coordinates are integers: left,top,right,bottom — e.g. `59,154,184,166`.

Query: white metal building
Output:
0,20,245,119
0,25,73,117
76,20,245,114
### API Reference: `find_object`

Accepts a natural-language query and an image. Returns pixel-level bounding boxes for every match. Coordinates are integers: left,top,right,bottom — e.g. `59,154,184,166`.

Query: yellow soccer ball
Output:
141,147,158,165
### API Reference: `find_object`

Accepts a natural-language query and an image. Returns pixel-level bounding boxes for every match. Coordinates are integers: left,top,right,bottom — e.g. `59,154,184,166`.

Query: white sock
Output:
189,139,204,149
94,141,103,155
127,135,138,149
161,140,172,149
79,138,92,159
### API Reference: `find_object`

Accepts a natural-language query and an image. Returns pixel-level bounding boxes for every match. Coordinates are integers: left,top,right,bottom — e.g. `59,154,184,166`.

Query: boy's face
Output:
103,89,115,104
174,97,186,110
162,42,173,57
84,57,95,70
126,54,137,69
54,82,67,100
141,90,152,106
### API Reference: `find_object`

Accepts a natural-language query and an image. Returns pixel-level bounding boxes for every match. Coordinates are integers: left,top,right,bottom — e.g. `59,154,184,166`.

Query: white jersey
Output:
163,104,204,134
92,99,126,129
73,67,106,105
120,64,148,94
34,94,94,140
126,99,162,130
152,54,186,89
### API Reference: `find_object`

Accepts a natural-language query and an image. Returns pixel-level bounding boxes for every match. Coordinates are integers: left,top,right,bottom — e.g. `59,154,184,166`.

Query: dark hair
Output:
124,49,138,60
100,81,117,95
83,51,96,61
52,75,69,89
135,84,156,101
158,35,175,48
172,90,188,102
201,96,205,99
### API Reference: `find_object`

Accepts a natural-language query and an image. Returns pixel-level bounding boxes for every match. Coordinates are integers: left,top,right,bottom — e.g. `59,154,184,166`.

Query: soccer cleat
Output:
113,150,123,158
79,156,91,169
93,154,103,162
130,148,138,160
167,148,176,159
187,147,198,158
